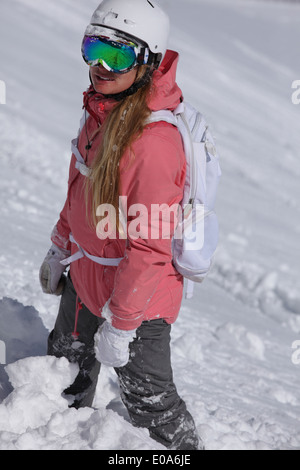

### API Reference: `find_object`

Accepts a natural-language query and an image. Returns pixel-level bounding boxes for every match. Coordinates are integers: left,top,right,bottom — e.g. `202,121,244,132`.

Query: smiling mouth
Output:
96,73,115,82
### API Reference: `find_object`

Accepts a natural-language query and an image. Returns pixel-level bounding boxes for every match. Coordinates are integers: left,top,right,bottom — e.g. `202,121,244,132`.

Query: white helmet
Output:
85,0,170,67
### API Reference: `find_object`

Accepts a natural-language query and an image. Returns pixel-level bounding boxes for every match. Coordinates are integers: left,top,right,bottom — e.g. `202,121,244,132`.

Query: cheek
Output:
119,70,138,89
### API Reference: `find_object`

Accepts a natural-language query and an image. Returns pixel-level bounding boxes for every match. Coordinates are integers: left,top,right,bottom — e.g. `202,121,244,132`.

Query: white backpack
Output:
148,102,221,297
68,100,221,298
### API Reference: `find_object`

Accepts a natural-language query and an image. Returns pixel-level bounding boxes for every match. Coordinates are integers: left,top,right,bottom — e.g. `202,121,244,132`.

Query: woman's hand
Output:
39,244,70,296
94,321,136,368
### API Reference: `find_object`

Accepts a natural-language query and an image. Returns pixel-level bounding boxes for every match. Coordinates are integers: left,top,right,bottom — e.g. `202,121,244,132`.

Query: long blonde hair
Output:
85,65,153,228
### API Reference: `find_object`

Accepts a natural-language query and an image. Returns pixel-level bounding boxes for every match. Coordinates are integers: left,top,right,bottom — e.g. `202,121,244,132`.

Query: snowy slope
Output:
0,0,299,450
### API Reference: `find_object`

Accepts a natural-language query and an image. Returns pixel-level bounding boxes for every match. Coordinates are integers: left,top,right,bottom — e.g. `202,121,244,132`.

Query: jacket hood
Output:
83,50,182,122
148,50,183,112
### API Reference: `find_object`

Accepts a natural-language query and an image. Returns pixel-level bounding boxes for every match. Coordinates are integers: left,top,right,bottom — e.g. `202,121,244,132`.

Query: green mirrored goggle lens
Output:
82,36,138,73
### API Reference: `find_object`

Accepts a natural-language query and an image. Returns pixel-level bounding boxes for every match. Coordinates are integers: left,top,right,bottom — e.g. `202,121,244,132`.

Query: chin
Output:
92,77,116,93
93,83,112,94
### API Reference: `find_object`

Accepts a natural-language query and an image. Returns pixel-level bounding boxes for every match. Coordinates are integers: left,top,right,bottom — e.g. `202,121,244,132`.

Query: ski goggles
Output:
82,28,149,74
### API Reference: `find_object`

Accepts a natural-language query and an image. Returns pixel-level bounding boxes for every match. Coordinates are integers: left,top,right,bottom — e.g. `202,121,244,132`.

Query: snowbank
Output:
0,356,164,450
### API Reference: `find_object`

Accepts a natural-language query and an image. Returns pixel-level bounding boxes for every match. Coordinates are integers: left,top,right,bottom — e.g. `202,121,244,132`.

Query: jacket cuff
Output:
51,226,71,252
101,301,143,331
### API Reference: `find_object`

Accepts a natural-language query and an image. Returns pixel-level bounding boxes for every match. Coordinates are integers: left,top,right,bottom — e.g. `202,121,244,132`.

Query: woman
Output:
40,0,202,450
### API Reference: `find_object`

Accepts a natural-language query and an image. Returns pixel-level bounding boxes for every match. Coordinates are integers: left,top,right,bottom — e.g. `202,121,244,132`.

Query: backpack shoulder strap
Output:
148,102,218,207
147,109,178,127
71,109,91,177
147,102,197,205
182,102,212,149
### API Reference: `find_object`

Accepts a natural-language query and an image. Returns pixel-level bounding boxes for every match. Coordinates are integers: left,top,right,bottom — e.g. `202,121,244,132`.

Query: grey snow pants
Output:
48,275,200,450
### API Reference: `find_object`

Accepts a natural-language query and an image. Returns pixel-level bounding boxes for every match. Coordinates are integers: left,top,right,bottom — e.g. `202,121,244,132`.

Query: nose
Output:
93,63,116,77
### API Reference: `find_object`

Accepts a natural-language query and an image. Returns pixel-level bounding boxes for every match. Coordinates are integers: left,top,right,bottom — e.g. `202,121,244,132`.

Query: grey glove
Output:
39,244,70,296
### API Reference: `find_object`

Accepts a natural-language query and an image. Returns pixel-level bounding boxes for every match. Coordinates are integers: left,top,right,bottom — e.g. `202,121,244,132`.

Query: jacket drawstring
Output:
72,296,83,339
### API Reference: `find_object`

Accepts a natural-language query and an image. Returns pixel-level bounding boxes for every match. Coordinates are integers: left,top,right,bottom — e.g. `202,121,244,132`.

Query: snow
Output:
0,0,300,450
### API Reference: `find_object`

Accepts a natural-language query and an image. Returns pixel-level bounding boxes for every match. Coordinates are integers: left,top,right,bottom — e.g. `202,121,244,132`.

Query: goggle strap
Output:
145,50,162,69
136,47,147,66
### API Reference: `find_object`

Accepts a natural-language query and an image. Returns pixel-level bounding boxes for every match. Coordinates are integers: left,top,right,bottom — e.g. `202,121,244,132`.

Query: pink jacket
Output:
52,51,186,330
